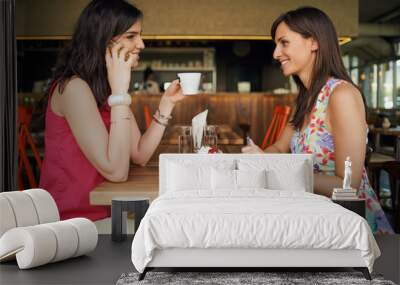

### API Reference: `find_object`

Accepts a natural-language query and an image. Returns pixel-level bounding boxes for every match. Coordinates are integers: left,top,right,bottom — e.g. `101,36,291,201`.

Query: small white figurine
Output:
343,156,352,190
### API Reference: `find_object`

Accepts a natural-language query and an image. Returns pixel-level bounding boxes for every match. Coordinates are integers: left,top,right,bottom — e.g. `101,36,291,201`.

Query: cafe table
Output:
369,126,400,160
90,143,243,206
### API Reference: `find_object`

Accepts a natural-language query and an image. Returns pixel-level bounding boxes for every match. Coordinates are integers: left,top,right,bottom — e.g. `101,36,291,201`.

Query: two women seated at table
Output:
39,0,393,234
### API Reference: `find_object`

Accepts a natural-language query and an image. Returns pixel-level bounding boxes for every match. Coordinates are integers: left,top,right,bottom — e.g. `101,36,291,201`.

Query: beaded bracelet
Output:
107,94,132,107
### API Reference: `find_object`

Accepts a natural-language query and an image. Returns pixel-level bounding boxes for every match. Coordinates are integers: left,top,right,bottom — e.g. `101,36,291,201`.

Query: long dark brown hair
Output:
271,6,366,130
48,0,142,107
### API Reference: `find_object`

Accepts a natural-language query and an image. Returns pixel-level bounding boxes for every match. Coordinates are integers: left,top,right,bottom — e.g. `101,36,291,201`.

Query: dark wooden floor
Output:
0,235,399,285
373,234,400,284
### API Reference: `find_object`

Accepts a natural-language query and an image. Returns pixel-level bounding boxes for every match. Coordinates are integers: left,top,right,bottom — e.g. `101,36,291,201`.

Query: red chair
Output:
261,105,291,149
18,106,42,190
143,105,152,129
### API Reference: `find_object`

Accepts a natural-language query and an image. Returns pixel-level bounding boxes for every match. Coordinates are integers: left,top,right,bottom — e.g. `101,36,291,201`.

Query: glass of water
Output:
178,126,193,153
203,125,218,150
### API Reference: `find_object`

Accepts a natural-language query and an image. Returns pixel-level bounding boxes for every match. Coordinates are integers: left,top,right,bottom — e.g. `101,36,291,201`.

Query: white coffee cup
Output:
177,73,201,95
237,81,251,93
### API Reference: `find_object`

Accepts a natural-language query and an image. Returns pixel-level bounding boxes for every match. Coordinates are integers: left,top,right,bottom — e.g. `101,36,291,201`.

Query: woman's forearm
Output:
313,172,343,197
106,105,133,181
130,100,174,166
264,144,283,153
134,120,167,165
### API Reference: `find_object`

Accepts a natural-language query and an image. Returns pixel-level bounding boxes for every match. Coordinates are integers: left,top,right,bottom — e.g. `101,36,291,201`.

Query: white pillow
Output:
237,169,267,189
167,162,211,191
266,164,308,191
166,159,237,192
211,169,267,190
237,158,310,192
211,168,236,190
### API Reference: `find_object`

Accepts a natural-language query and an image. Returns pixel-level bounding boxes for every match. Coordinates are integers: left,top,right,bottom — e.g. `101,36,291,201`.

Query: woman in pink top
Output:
40,0,184,221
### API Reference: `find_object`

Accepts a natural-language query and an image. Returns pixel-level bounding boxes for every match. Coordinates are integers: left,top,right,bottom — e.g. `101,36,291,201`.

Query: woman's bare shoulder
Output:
59,77,97,104
327,81,366,128
62,77,91,95
329,81,364,112
330,81,362,104
57,77,97,116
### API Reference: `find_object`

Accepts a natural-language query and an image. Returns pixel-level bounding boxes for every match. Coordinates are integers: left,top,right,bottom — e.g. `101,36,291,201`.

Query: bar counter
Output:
131,92,296,145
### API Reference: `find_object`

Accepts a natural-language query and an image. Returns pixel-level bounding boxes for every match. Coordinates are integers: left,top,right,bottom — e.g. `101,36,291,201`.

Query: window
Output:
351,56,359,68
378,62,394,109
342,55,350,70
366,65,378,108
351,68,359,85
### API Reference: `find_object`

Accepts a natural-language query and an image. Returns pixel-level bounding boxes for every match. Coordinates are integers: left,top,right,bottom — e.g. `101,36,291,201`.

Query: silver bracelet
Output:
157,109,172,120
153,110,171,125
152,114,168,127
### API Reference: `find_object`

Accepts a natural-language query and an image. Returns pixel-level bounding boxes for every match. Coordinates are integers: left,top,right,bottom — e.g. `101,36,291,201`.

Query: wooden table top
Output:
90,144,243,205
161,124,243,145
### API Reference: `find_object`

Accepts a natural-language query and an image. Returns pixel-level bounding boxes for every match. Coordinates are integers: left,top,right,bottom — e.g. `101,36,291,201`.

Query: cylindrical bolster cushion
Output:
0,196,17,238
24,189,60,223
42,221,79,263
66,218,98,257
0,226,57,269
0,219,98,269
0,192,39,227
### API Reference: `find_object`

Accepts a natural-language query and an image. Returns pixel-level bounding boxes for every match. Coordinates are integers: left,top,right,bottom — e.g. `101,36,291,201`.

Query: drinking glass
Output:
178,126,193,153
180,126,192,136
179,135,193,153
203,125,218,150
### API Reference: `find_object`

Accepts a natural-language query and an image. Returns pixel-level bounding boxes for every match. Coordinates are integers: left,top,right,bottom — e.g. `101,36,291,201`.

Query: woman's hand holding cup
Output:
159,79,185,115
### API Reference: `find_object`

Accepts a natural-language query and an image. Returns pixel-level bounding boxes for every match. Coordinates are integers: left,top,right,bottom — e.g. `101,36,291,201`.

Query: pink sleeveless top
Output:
39,83,111,221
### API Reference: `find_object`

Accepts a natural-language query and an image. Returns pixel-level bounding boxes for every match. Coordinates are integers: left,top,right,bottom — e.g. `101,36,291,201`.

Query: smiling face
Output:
273,22,318,87
111,20,145,68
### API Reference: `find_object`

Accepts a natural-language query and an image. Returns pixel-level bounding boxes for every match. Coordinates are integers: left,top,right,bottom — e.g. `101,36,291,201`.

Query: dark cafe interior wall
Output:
16,0,358,38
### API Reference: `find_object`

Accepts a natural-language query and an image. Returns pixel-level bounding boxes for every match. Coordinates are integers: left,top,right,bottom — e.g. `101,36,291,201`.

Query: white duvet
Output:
131,190,380,273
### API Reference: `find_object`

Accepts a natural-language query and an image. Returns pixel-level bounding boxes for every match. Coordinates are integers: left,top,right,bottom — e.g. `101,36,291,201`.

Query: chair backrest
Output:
261,105,291,149
18,106,42,189
143,105,152,129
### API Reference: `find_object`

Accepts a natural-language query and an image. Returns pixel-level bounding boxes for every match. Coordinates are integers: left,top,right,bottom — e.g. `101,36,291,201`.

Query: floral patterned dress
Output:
290,78,394,234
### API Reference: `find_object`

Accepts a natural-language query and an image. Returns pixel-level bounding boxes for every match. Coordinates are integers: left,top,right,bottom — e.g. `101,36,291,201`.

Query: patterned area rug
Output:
116,271,395,285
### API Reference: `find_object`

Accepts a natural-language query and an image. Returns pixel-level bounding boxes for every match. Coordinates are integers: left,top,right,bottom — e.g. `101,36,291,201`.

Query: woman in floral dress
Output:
242,7,393,234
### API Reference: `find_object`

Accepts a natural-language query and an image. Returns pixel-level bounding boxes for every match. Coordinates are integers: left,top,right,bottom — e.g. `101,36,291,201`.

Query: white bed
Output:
131,154,380,280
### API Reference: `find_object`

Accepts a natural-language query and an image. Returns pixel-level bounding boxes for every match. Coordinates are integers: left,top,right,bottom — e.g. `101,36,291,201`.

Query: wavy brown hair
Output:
48,0,142,107
271,6,366,130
